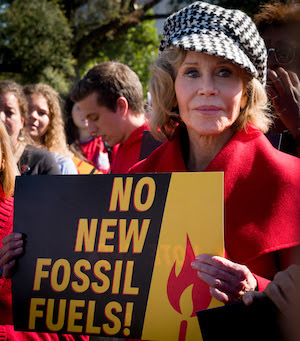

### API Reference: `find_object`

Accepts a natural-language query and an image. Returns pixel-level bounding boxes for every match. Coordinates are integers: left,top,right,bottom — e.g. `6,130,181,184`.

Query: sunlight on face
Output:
27,94,50,142
175,51,247,136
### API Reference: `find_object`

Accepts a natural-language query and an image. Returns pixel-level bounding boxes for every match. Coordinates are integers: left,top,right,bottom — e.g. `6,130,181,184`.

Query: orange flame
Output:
167,234,212,317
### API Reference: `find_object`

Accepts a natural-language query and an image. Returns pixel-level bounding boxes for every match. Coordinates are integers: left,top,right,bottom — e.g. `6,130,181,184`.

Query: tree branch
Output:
141,0,163,12
73,0,168,67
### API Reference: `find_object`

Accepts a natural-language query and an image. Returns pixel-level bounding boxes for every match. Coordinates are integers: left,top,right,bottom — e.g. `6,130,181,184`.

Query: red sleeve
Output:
253,273,270,292
0,325,89,340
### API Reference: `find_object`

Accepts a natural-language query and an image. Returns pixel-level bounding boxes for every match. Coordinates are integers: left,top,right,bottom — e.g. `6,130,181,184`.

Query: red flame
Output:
167,234,212,317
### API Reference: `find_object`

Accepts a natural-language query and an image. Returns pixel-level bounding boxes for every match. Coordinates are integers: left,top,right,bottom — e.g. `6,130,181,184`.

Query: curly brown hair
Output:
254,1,300,33
0,80,28,122
24,83,72,157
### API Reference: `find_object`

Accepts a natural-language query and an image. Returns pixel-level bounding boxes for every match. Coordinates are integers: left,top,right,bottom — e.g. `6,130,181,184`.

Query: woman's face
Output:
27,93,50,142
175,51,247,136
71,102,88,130
0,92,24,146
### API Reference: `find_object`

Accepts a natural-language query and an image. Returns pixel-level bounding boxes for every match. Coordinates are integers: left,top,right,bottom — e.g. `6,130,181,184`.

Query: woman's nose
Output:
29,110,39,120
197,76,218,97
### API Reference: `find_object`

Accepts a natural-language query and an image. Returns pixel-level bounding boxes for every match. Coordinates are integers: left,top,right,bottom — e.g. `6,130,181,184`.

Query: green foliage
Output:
80,19,160,97
0,0,75,94
0,0,272,97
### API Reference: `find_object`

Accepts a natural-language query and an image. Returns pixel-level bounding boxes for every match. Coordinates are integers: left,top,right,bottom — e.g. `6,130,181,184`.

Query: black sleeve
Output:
19,145,61,175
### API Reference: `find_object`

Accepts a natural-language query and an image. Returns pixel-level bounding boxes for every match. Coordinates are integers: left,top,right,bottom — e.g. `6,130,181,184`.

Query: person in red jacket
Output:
0,119,87,340
64,95,111,173
70,61,148,174
129,2,300,304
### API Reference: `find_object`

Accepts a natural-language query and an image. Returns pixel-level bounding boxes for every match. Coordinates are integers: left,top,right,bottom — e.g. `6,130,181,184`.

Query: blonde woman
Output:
130,1,300,304
24,83,78,174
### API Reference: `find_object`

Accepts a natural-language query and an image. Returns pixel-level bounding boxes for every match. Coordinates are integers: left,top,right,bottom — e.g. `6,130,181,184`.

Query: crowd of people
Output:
0,0,299,340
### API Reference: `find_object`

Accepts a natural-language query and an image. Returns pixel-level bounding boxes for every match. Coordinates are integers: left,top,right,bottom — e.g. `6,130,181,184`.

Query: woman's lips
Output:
194,105,223,114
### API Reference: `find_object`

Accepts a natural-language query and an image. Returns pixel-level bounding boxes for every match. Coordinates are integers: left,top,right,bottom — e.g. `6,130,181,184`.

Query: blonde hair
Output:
0,120,17,197
149,48,273,140
24,83,73,158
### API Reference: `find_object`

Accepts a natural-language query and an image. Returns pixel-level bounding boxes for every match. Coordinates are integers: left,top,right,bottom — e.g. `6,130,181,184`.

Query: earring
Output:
18,128,25,141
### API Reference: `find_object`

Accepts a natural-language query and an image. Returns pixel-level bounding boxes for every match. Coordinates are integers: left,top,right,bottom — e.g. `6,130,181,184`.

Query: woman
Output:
64,95,111,173
23,83,78,175
0,119,87,340
0,80,61,175
129,1,300,303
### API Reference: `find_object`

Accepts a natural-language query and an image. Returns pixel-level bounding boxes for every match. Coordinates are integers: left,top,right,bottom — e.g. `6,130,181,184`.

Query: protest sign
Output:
12,172,224,340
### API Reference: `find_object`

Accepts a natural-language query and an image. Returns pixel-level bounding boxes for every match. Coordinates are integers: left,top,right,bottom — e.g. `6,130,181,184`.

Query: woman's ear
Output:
116,97,129,117
1,159,5,170
240,90,248,110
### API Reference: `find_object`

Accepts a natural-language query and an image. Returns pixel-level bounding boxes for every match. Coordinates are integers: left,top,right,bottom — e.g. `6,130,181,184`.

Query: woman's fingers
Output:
1,232,23,246
2,259,17,278
192,254,257,303
0,233,24,274
192,261,244,296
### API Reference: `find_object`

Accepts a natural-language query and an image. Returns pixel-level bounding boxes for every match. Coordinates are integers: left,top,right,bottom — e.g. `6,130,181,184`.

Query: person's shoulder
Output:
24,145,53,157
21,145,61,175
54,153,78,175
23,144,59,165
129,140,169,173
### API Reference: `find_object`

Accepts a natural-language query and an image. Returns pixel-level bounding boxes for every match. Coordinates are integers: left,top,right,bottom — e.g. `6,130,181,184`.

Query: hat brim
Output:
170,31,258,79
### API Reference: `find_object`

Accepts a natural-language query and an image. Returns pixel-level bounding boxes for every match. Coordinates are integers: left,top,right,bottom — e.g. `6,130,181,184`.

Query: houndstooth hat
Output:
159,1,267,85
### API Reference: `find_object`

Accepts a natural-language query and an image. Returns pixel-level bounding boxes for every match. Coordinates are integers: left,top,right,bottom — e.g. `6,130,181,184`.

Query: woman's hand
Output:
191,254,257,303
0,233,23,278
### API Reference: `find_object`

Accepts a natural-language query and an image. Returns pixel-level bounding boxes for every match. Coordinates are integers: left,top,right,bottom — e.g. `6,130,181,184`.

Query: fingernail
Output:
191,261,196,267
14,233,22,239
16,240,23,246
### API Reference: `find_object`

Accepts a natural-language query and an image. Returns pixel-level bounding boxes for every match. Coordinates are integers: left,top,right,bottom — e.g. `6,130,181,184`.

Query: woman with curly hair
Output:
0,80,61,175
24,83,78,174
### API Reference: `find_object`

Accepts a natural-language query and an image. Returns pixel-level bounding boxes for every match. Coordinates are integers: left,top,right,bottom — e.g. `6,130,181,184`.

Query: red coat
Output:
0,187,88,341
129,125,300,290
79,137,110,173
111,123,148,174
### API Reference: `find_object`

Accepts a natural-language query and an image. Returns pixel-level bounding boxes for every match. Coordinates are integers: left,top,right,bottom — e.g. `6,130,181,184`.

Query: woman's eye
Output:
185,69,199,78
218,68,232,78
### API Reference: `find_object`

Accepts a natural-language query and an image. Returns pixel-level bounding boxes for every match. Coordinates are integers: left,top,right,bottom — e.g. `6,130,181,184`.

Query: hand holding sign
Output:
0,232,23,278
191,254,257,304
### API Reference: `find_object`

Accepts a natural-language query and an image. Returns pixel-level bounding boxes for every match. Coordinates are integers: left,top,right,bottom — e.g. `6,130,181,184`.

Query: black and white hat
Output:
159,1,267,85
